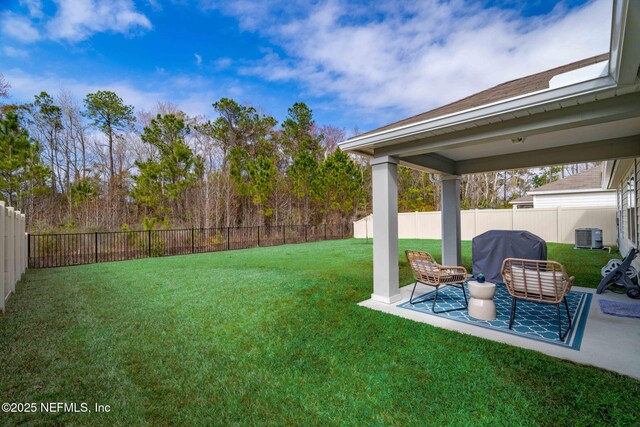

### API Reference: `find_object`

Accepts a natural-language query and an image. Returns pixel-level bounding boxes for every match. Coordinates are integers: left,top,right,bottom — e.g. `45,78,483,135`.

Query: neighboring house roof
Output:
509,195,533,205
509,165,616,206
529,165,608,194
354,53,609,139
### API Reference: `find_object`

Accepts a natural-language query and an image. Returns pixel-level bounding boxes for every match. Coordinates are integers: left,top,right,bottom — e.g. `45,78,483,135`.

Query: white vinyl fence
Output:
354,207,617,245
1,201,27,313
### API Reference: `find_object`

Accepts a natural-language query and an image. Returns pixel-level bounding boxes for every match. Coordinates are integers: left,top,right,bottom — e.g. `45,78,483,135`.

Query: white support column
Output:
0,202,5,312
441,175,462,266
371,155,401,304
6,207,14,294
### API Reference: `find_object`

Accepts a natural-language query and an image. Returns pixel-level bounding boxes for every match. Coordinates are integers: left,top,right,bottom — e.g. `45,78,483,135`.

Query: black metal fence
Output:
28,223,353,268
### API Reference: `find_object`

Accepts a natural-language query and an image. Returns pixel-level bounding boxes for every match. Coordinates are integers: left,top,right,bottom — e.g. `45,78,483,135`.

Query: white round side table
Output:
467,281,496,321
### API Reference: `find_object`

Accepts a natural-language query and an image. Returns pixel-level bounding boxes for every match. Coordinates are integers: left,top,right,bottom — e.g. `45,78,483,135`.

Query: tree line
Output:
0,72,595,233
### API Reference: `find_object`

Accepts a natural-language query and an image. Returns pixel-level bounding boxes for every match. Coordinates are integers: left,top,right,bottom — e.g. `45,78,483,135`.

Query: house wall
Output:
354,206,617,245
532,191,617,208
613,159,639,269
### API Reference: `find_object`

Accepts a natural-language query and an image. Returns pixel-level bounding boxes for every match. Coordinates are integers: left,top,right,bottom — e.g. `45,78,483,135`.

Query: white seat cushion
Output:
509,266,565,299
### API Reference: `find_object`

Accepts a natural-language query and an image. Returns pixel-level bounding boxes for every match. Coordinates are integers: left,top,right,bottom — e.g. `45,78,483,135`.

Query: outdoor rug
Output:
398,283,592,350
599,299,640,319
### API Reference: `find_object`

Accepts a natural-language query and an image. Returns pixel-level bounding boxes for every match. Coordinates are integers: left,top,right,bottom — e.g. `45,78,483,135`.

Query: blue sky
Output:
1,0,612,134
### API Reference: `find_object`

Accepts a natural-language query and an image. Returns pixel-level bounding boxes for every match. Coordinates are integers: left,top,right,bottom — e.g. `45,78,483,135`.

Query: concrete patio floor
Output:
360,283,640,379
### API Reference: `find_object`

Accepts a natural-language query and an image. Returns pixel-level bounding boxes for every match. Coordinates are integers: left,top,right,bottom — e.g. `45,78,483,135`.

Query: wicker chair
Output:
405,250,468,313
501,258,575,341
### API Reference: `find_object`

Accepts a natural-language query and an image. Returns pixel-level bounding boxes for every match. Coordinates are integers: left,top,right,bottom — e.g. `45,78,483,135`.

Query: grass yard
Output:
1,239,638,425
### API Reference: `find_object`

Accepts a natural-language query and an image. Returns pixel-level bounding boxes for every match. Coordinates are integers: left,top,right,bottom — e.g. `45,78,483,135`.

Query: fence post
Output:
21,214,26,276
341,223,344,239
18,214,23,274
257,226,260,247
304,224,307,242
283,225,286,244
324,223,327,240
6,207,14,294
15,212,20,277
192,227,195,253
27,233,30,270
227,227,230,250
0,202,5,313
474,208,479,237
94,232,98,263
147,230,151,258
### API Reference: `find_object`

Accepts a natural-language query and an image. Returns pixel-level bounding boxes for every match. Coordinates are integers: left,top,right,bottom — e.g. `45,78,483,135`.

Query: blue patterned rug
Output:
398,283,592,350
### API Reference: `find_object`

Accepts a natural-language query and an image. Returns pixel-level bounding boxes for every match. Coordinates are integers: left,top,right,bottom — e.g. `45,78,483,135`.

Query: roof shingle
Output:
356,53,609,138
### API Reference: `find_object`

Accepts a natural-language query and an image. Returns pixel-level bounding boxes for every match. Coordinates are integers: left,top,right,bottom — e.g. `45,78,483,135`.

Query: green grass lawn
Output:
1,239,637,425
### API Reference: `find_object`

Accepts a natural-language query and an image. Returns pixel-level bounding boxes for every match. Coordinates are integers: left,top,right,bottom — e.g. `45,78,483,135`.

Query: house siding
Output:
533,191,617,208
615,159,639,270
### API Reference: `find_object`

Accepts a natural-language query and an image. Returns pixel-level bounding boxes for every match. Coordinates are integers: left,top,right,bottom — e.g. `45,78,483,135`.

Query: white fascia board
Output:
608,0,625,80
603,160,616,189
609,0,640,85
528,188,617,196
339,75,618,152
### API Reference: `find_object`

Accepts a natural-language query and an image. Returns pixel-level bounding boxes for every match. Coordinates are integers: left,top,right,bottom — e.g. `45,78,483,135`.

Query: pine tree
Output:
0,110,49,207
84,91,135,179
314,149,365,223
131,114,204,220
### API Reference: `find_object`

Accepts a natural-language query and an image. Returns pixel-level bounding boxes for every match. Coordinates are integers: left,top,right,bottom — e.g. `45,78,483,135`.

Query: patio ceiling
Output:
339,0,640,175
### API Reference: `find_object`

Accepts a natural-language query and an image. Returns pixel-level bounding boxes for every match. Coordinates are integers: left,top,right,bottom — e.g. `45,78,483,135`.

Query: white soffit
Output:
340,74,619,153
435,116,640,162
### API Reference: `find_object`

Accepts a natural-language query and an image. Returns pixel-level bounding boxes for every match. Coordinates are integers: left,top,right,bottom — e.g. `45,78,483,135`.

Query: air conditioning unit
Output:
575,228,603,249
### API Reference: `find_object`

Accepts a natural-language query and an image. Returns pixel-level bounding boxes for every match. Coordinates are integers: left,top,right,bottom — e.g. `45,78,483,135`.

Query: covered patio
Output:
340,0,640,377
360,279,639,379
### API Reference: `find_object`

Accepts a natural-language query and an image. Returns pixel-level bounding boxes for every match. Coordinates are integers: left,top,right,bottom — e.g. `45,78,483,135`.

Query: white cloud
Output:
194,53,202,66
1,68,227,119
1,12,41,43
146,0,162,12
2,46,29,58
20,0,44,18
213,57,232,70
227,0,612,123
3,69,161,112
47,0,152,42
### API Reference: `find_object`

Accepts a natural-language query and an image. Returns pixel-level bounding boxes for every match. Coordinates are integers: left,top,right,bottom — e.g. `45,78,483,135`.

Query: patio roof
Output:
339,1,640,174
355,53,610,139
339,0,640,308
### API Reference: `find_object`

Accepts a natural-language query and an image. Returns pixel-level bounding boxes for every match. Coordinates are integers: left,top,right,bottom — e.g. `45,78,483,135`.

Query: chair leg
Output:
509,297,517,330
461,282,468,306
431,286,439,312
557,297,573,341
432,283,468,314
410,281,433,305
409,281,419,304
